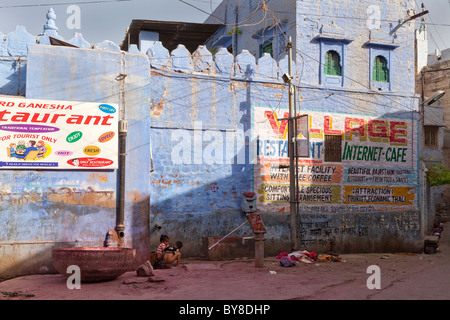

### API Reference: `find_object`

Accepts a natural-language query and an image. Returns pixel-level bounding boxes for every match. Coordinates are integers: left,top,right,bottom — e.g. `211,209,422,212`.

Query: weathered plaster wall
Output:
0,1,424,278
294,0,421,252
146,44,281,256
25,44,152,267
204,0,295,60
296,0,416,92
418,55,450,224
206,0,417,93
204,0,423,254
145,42,422,256
0,26,34,96
0,33,152,276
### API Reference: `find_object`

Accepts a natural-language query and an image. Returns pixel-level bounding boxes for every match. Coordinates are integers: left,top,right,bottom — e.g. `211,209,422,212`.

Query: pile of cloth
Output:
276,250,341,266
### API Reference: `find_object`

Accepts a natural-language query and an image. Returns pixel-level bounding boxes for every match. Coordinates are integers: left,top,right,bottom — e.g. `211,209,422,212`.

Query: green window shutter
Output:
262,41,273,57
373,55,389,82
324,51,341,76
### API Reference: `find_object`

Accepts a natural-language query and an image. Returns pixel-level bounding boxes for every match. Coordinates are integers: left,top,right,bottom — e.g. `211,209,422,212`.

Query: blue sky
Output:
0,0,221,45
0,0,448,52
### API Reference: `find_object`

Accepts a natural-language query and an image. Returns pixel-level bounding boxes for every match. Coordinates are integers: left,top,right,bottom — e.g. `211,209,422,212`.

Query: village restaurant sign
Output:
0,97,118,169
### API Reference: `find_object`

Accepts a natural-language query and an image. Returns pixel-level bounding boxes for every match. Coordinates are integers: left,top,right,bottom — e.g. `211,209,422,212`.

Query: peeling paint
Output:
232,80,249,89
127,190,143,203
261,82,285,90
89,173,109,183
151,95,165,118
1,188,115,207
47,191,115,207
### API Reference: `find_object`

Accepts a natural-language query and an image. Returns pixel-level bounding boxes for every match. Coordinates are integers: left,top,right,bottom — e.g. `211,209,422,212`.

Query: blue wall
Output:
0,27,153,276
0,26,34,96
203,0,422,253
0,0,425,277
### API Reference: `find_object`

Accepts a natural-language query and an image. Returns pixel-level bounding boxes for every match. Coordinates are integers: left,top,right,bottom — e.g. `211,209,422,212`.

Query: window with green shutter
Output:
373,55,389,82
261,40,273,58
324,50,342,76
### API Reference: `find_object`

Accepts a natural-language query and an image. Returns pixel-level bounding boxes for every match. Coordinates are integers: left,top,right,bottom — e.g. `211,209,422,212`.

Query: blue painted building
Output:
0,1,426,278
204,0,425,251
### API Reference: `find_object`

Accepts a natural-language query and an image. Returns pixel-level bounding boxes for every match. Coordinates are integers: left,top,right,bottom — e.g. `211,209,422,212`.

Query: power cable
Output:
0,0,134,9
179,0,266,28
263,3,422,117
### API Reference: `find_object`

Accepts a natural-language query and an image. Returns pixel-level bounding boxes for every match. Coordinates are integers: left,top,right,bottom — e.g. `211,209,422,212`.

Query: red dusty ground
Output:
1,223,449,302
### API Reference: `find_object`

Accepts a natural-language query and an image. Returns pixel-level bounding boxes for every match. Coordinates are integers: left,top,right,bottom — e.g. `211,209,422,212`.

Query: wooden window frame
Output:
324,134,342,162
424,126,439,148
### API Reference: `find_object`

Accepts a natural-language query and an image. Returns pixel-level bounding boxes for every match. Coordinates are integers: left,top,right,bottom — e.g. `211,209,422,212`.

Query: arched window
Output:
324,50,342,76
373,55,389,82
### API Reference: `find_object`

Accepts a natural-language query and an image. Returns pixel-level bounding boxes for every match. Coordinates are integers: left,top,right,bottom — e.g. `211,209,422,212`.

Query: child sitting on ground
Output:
163,241,183,267
150,234,169,268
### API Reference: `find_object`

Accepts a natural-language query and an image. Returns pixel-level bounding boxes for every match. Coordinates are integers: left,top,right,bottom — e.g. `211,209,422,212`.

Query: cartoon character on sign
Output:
36,140,47,158
27,140,37,151
15,140,26,155
10,140,38,159
9,143,16,157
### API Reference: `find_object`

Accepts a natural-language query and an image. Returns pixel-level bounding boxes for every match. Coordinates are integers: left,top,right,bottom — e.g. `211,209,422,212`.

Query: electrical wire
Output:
420,2,448,49
0,0,134,9
179,0,266,28
17,0,432,122
251,1,425,134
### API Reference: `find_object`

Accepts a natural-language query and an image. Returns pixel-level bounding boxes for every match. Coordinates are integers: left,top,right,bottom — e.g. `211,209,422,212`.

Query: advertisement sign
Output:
253,105,418,213
0,97,118,169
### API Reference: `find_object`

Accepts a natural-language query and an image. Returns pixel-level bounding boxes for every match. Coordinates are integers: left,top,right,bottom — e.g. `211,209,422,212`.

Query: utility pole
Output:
287,36,298,251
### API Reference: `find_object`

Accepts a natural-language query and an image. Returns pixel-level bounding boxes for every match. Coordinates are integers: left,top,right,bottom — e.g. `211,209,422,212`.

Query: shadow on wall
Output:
142,41,423,257
148,34,423,252
0,26,37,96
149,108,423,258
0,57,27,96
0,243,72,279
127,194,151,266
145,42,310,258
0,31,424,275
148,63,258,257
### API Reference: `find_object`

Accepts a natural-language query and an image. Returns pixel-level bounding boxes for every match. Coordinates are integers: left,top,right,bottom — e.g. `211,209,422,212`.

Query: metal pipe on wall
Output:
116,57,128,248
116,119,128,247
287,36,298,252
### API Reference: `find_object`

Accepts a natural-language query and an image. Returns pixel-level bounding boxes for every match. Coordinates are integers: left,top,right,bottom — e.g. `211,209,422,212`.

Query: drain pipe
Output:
104,67,128,248
116,119,128,247
115,65,128,247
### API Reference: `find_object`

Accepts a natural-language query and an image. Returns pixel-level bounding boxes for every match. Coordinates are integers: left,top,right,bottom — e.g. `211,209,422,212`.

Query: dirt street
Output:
1,223,449,304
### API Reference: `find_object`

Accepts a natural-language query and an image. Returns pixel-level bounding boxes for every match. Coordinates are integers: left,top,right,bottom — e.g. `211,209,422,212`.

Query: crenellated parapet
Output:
1,26,36,57
0,3,299,84
146,41,296,83
0,6,300,98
